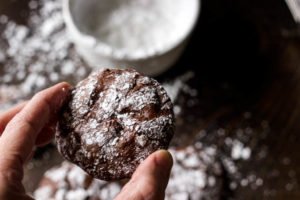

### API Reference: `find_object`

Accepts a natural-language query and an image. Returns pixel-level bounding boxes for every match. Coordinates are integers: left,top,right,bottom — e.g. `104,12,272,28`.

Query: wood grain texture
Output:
1,0,300,199
161,0,300,199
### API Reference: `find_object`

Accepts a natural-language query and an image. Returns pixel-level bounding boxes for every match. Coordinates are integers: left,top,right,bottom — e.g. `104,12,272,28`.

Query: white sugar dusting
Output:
58,69,174,179
162,71,196,102
35,147,222,200
33,186,54,200
79,0,196,58
215,117,270,193
34,162,121,200
162,71,197,116
44,162,69,182
0,0,90,113
231,140,251,160
166,146,222,200
0,0,277,199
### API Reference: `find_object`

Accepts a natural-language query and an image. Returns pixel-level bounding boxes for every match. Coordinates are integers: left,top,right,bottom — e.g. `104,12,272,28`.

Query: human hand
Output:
114,150,173,200
0,82,173,200
0,82,70,200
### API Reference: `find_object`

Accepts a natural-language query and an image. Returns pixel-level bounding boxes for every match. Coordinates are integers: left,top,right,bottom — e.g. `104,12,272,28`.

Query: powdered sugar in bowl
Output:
63,0,200,76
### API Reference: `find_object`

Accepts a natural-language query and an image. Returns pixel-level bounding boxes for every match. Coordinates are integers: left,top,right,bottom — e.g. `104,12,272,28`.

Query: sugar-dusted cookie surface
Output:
56,69,174,180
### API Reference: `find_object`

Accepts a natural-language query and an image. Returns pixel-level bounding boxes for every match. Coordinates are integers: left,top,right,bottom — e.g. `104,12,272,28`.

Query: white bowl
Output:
63,0,200,76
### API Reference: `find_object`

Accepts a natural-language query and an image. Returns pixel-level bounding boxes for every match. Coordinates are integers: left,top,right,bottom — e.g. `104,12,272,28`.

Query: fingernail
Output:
57,83,70,106
51,83,70,118
155,150,173,169
60,82,70,98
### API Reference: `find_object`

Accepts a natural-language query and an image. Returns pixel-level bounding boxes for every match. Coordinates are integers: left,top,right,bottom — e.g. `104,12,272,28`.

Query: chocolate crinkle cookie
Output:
166,145,223,200
34,161,122,200
56,69,175,181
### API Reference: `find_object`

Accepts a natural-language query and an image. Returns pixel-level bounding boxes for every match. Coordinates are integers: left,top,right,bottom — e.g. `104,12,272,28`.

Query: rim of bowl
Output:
63,0,201,61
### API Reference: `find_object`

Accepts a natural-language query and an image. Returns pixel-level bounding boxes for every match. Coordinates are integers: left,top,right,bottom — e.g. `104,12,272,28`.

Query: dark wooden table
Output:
172,0,300,199
1,0,300,199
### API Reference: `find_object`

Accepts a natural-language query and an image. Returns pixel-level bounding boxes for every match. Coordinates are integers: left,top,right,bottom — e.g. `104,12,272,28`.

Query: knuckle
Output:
11,114,38,135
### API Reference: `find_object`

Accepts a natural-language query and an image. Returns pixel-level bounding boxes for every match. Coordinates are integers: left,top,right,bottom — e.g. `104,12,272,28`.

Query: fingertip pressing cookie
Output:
56,69,174,181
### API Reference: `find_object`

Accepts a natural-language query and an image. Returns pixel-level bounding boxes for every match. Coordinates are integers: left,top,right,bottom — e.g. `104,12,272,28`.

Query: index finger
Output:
0,82,69,175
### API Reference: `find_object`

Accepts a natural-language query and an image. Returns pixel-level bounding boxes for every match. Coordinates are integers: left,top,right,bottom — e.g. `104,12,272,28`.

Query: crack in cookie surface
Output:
56,69,174,180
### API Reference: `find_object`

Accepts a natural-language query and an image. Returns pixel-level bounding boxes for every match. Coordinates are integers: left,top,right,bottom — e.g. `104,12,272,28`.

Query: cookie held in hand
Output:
56,69,174,180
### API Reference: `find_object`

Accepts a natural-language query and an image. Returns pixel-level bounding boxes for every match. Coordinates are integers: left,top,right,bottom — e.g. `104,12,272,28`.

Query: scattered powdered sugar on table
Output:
220,124,265,191
230,139,251,160
166,145,223,200
0,1,194,114
0,0,90,112
34,161,122,200
162,71,197,116
163,71,196,103
0,0,276,198
192,113,271,194
34,146,223,200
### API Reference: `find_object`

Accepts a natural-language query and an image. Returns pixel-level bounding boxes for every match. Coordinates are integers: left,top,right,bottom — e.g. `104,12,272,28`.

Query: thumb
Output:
115,150,173,200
